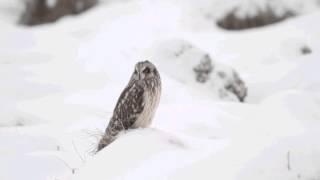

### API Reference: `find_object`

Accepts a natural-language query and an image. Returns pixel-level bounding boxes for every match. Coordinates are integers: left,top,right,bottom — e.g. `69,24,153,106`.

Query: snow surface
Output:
0,0,320,180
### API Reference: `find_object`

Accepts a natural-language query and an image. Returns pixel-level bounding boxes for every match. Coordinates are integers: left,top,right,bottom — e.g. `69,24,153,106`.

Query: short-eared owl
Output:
97,60,161,151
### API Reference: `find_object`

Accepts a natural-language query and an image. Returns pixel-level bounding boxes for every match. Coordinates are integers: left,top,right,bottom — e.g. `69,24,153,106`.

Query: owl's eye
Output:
143,67,151,74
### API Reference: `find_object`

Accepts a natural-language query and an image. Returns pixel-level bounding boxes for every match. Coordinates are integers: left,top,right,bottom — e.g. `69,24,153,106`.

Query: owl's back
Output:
107,82,145,136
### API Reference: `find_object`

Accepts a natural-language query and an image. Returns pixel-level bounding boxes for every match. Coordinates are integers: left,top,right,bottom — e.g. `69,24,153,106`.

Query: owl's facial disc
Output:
134,60,156,80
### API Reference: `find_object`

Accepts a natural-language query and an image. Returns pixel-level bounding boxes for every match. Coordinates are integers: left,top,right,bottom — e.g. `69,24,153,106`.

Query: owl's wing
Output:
106,84,145,136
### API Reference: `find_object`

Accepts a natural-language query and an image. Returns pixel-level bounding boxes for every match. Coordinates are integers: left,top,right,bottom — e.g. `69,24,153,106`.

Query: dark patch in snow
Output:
15,121,25,127
174,44,193,58
217,6,295,30
192,54,247,102
217,71,227,79
168,138,187,149
193,54,214,83
224,71,248,102
20,0,98,26
301,46,312,55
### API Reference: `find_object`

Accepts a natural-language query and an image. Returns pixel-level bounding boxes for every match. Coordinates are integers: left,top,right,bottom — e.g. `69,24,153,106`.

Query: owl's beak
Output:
138,72,145,80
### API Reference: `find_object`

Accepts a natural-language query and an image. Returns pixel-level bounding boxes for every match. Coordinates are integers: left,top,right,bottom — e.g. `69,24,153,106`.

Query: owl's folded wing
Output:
106,84,145,136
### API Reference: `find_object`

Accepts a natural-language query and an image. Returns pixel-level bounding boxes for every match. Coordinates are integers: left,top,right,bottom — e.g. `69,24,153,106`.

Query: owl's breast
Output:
133,83,161,128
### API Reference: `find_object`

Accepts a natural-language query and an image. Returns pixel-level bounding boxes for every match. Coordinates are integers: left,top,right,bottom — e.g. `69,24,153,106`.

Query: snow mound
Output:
73,129,226,180
239,131,320,180
146,39,248,102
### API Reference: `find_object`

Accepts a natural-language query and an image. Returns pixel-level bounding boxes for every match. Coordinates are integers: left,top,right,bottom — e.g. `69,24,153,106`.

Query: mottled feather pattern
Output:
106,83,145,136
97,61,161,151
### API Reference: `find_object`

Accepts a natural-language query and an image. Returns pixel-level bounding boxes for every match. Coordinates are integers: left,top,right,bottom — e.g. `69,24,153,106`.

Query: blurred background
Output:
0,0,320,180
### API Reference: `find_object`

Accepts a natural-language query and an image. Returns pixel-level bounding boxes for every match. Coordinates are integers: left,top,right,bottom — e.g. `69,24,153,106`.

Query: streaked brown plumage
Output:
97,60,161,151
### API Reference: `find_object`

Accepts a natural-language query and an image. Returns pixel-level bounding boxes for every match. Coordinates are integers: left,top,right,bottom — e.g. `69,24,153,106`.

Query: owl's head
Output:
133,60,159,81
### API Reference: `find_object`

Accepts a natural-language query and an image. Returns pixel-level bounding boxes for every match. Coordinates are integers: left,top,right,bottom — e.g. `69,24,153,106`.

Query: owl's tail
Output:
97,134,115,152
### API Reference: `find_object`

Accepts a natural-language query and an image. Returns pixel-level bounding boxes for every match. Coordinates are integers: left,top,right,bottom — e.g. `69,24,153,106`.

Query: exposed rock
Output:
20,0,98,26
224,71,248,102
193,54,214,83
217,5,295,30
148,39,248,102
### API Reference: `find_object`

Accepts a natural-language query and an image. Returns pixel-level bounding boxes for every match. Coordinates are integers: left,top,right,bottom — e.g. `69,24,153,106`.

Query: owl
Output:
97,60,161,151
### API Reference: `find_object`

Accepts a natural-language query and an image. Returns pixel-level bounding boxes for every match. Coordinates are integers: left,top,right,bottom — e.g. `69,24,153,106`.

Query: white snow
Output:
0,0,320,180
